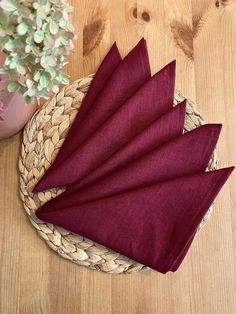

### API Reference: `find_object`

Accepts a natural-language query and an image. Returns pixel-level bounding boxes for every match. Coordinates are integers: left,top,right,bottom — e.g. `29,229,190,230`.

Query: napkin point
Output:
110,41,118,52
209,166,234,181
201,123,222,136
32,182,41,193
170,59,176,66
133,37,147,50
177,99,187,109
33,178,48,193
165,59,176,69
154,59,176,83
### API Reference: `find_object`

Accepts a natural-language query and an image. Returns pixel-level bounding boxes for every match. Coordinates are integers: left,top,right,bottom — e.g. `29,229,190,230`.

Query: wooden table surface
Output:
0,1,236,313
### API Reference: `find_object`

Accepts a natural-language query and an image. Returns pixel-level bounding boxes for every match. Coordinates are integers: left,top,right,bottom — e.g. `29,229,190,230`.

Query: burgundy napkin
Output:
37,123,221,212
36,167,234,273
67,43,122,137
34,60,176,192
76,100,186,190
53,42,122,167
34,38,151,192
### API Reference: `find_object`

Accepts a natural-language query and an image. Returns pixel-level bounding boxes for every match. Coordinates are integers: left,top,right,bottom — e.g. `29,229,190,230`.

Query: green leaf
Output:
31,45,41,56
17,5,31,17
52,85,59,93
36,89,49,98
42,21,49,33
0,0,17,12
32,2,39,10
37,83,44,91
4,39,14,51
40,55,47,68
37,7,47,20
47,67,57,78
17,21,28,35
16,63,26,75
59,72,69,85
39,72,50,88
9,61,16,69
59,19,66,28
54,36,65,48
36,16,42,28
43,34,54,48
46,55,57,67
52,11,62,20
49,20,59,35
33,71,41,82
25,45,31,53
7,81,20,92
25,37,33,45
4,56,10,66
67,22,74,32
34,30,44,43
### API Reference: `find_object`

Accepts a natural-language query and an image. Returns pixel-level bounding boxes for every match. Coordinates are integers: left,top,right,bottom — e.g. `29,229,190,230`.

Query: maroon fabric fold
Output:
34,38,151,193
76,100,186,190
68,42,122,137
36,167,234,273
36,123,221,213
51,42,122,168
44,123,221,210
34,60,176,192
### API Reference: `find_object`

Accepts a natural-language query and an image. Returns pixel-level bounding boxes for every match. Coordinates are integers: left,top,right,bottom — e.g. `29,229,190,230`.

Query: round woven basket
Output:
18,74,219,274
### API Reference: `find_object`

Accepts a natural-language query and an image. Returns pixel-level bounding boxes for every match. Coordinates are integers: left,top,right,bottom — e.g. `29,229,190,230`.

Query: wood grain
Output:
0,0,235,313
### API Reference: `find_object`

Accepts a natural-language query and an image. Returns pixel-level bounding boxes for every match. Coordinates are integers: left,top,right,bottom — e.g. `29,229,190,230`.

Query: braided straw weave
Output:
18,74,219,274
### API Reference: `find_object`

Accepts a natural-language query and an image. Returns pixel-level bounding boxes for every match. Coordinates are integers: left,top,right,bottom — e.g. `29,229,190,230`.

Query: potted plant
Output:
0,0,75,139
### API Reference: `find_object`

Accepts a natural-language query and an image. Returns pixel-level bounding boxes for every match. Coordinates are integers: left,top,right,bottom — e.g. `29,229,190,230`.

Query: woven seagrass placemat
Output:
18,74,219,274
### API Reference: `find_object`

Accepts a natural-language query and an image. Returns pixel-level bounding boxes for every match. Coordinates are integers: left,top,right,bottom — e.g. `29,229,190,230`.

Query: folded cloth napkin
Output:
34,60,176,192
51,42,122,168
34,38,151,192
36,100,186,210
36,167,234,273
37,123,221,212
75,100,186,190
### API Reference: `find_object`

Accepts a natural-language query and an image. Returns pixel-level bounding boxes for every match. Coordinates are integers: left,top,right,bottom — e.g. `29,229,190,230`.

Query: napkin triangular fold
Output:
64,38,151,147
49,42,121,169
34,59,176,192
36,167,234,273
34,38,151,192
37,123,221,212
67,42,122,138
76,100,186,189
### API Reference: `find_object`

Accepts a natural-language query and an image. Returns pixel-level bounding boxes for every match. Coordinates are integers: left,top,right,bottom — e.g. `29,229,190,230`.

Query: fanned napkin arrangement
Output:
34,39,234,273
